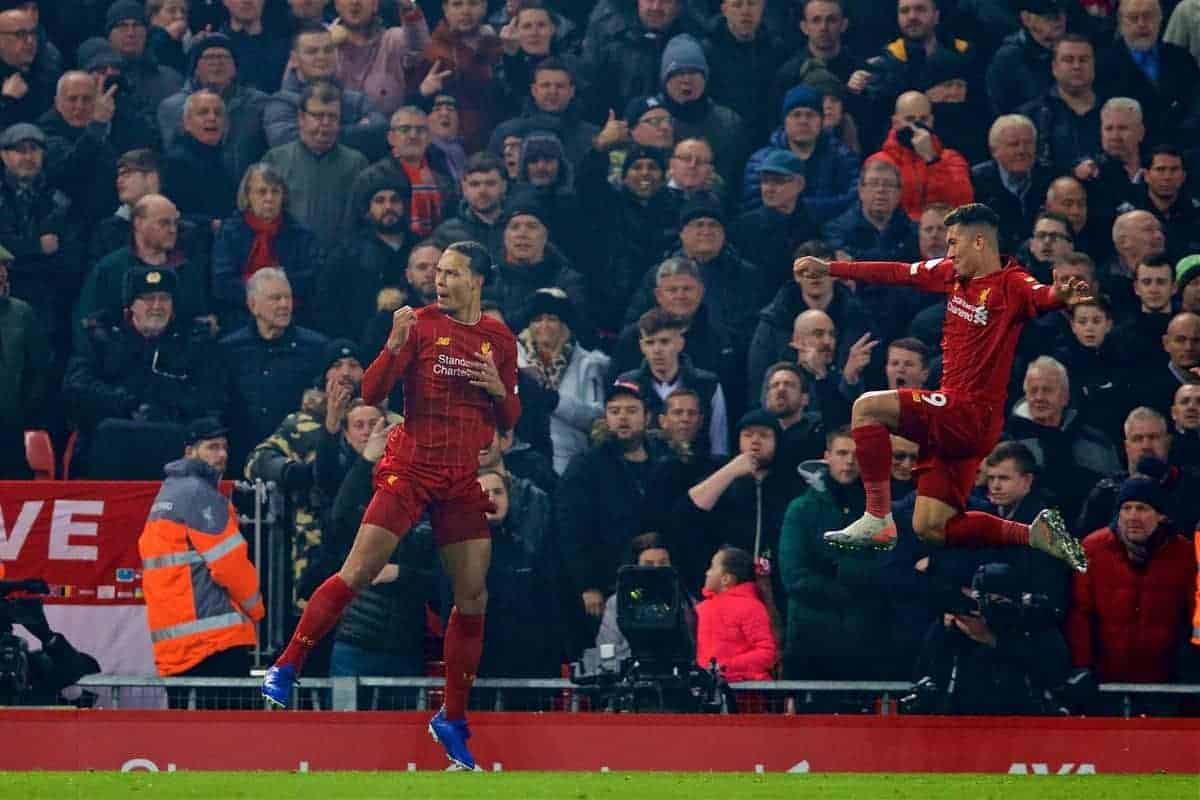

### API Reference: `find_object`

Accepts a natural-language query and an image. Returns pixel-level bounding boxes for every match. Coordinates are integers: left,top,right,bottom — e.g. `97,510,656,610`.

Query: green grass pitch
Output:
3,772,1197,800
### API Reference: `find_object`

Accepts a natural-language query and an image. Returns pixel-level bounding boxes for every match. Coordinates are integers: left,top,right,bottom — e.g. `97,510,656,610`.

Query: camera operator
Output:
906,562,1071,715
596,535,696,664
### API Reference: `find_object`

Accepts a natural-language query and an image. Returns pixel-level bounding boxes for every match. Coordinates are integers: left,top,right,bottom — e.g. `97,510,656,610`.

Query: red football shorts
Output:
896,389,1002,511
362,461,493,547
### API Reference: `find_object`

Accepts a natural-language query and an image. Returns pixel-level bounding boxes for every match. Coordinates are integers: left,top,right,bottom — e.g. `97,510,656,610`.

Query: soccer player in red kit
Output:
262,241,519,771
794,203,1090,572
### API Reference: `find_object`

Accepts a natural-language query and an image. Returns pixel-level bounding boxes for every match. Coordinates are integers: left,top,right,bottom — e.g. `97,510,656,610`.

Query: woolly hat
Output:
660,34,708,85
503,189,549,228
735,408,783,440
1176,254,1200,292
781,85,822,119
185,417,229,446
624,94,665,126
123,267,177,306
678,197,724,228
188,33,237,77
520,130,564,164
1116,474,1170,516
621,145,669,177
319,338,363,378
106,0,146,32
523,287,575,331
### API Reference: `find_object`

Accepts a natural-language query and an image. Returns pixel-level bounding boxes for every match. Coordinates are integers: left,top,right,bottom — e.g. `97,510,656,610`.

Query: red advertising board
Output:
0,711,1197,774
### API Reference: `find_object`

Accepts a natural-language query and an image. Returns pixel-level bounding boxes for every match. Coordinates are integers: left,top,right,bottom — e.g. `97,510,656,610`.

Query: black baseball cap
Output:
185,417,229,446
605,379,644,404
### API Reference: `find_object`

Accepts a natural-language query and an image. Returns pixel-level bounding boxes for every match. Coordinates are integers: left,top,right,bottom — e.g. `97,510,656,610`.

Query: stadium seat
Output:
23,430,55,480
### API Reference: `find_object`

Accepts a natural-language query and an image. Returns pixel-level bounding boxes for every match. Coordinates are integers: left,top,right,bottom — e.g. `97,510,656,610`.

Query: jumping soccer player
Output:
261,240,519,771
793,203,1090,572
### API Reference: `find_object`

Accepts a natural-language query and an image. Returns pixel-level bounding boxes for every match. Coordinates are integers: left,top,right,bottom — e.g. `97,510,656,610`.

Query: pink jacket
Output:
336,11,431,117
696,582,777,681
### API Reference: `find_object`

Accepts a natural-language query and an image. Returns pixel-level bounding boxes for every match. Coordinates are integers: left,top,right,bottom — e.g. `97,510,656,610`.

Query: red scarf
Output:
243,211,282,280
399,159,443,238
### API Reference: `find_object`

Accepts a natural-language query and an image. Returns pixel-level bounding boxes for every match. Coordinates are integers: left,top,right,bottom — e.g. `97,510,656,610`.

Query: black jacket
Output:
211,212,321,329
0,54,57,128
1076,464,1200,540
608,303,736,389
618,356,723,452
1018,88,1103,175
824,205,920,263
316,233,412,341
432,202,506,262
969,160,1054,255
486,249,591,338
64,314,229,433
730,203,819,293
163,134,238,225
1098,38,1200,141
218,322,328,471
702,21,789,144
986,29,1054,116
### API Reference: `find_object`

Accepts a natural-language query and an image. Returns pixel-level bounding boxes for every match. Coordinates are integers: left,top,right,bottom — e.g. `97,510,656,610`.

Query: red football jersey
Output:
830,258,1063,407
362,306,521,471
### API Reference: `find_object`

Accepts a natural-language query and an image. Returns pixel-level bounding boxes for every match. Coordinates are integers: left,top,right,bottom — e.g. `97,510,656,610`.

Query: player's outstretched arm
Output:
796,255,951,292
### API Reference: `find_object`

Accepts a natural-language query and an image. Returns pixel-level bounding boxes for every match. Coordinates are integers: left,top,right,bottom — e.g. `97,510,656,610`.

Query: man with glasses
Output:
158,33,269,184
1019,210,1074,284
263,80,368,243
0,5,57,127
825,157,919,262
264,21,385,157
351,105,457,239
64,265,228,469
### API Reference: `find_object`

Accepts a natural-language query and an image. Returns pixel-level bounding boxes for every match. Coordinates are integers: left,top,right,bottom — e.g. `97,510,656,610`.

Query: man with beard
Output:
512,129,590,267
77,193,209,343
158,33,268,187
63,266,228,467
244,338,366,645
762,362,825,474
264,22,386,157
557,380,671,643
263,79,369,243
0,245,51,478
434,152,507,259
219,268,328,474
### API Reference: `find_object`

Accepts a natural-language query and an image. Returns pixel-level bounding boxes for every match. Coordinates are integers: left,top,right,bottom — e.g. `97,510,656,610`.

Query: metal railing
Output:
72,676,1200,718
232,479,286,669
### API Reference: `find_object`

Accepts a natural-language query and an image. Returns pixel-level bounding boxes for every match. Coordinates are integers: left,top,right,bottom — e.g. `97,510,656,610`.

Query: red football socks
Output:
853,423,893,518
443,608,485,721
275,574,357,673
944,512,1030,548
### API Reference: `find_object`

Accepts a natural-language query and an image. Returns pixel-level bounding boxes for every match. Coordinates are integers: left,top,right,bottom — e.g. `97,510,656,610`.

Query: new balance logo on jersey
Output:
436,336,451,346
947,293,989,326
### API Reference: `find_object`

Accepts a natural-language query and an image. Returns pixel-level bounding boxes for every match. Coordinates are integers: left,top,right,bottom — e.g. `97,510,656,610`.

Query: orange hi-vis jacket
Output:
139,458,263,676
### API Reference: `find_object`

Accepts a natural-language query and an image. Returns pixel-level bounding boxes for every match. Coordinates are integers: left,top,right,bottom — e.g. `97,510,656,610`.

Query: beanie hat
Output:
735,408,783,440
1116,474,1170,517
106,0,147,33
678,197,724,228
188,33,237,77
1176,254,1200,292
504,188,549,228
520,130,564,165
660,34,708,85
624,94,665,126
523,287,575,332
781,85,822,119
319,338,363,378
77,37,123,72
621,144,669,177
122,267,177,306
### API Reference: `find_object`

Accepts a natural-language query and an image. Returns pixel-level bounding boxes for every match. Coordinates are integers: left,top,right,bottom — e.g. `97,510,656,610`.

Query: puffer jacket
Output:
1066,528,1195,682
139,458,262,676
695,582,777,681
874,128,974,221
742,129,860,223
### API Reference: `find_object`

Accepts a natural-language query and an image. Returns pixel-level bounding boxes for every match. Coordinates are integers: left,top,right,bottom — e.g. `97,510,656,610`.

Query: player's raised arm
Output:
794,254,955,293
362,306,417,405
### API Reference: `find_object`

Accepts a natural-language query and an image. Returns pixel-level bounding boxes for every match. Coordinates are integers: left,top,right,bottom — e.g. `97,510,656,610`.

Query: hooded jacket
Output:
139,458,262,676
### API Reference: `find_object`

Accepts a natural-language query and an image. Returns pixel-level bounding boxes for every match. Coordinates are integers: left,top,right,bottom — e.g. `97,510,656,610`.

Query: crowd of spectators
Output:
1,0,1199,707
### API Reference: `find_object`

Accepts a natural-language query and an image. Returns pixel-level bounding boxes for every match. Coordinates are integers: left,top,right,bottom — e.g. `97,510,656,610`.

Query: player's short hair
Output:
1134,256,1174,280
445,240,493,283
638,307,687,338
887,336,929,367
1124,406,1167,438
717,546,755,584
943,203,1001,232
793,239,834,260
985,441,1037,475
826,424,853,449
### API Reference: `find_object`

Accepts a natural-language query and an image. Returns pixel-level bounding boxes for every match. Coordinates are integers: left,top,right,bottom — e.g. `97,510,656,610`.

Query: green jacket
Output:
778,462,898,679
0,296,51,428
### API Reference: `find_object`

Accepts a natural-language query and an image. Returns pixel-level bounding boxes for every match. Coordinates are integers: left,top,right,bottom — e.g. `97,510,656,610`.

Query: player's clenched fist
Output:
793,255,831,283
386,305,417,353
